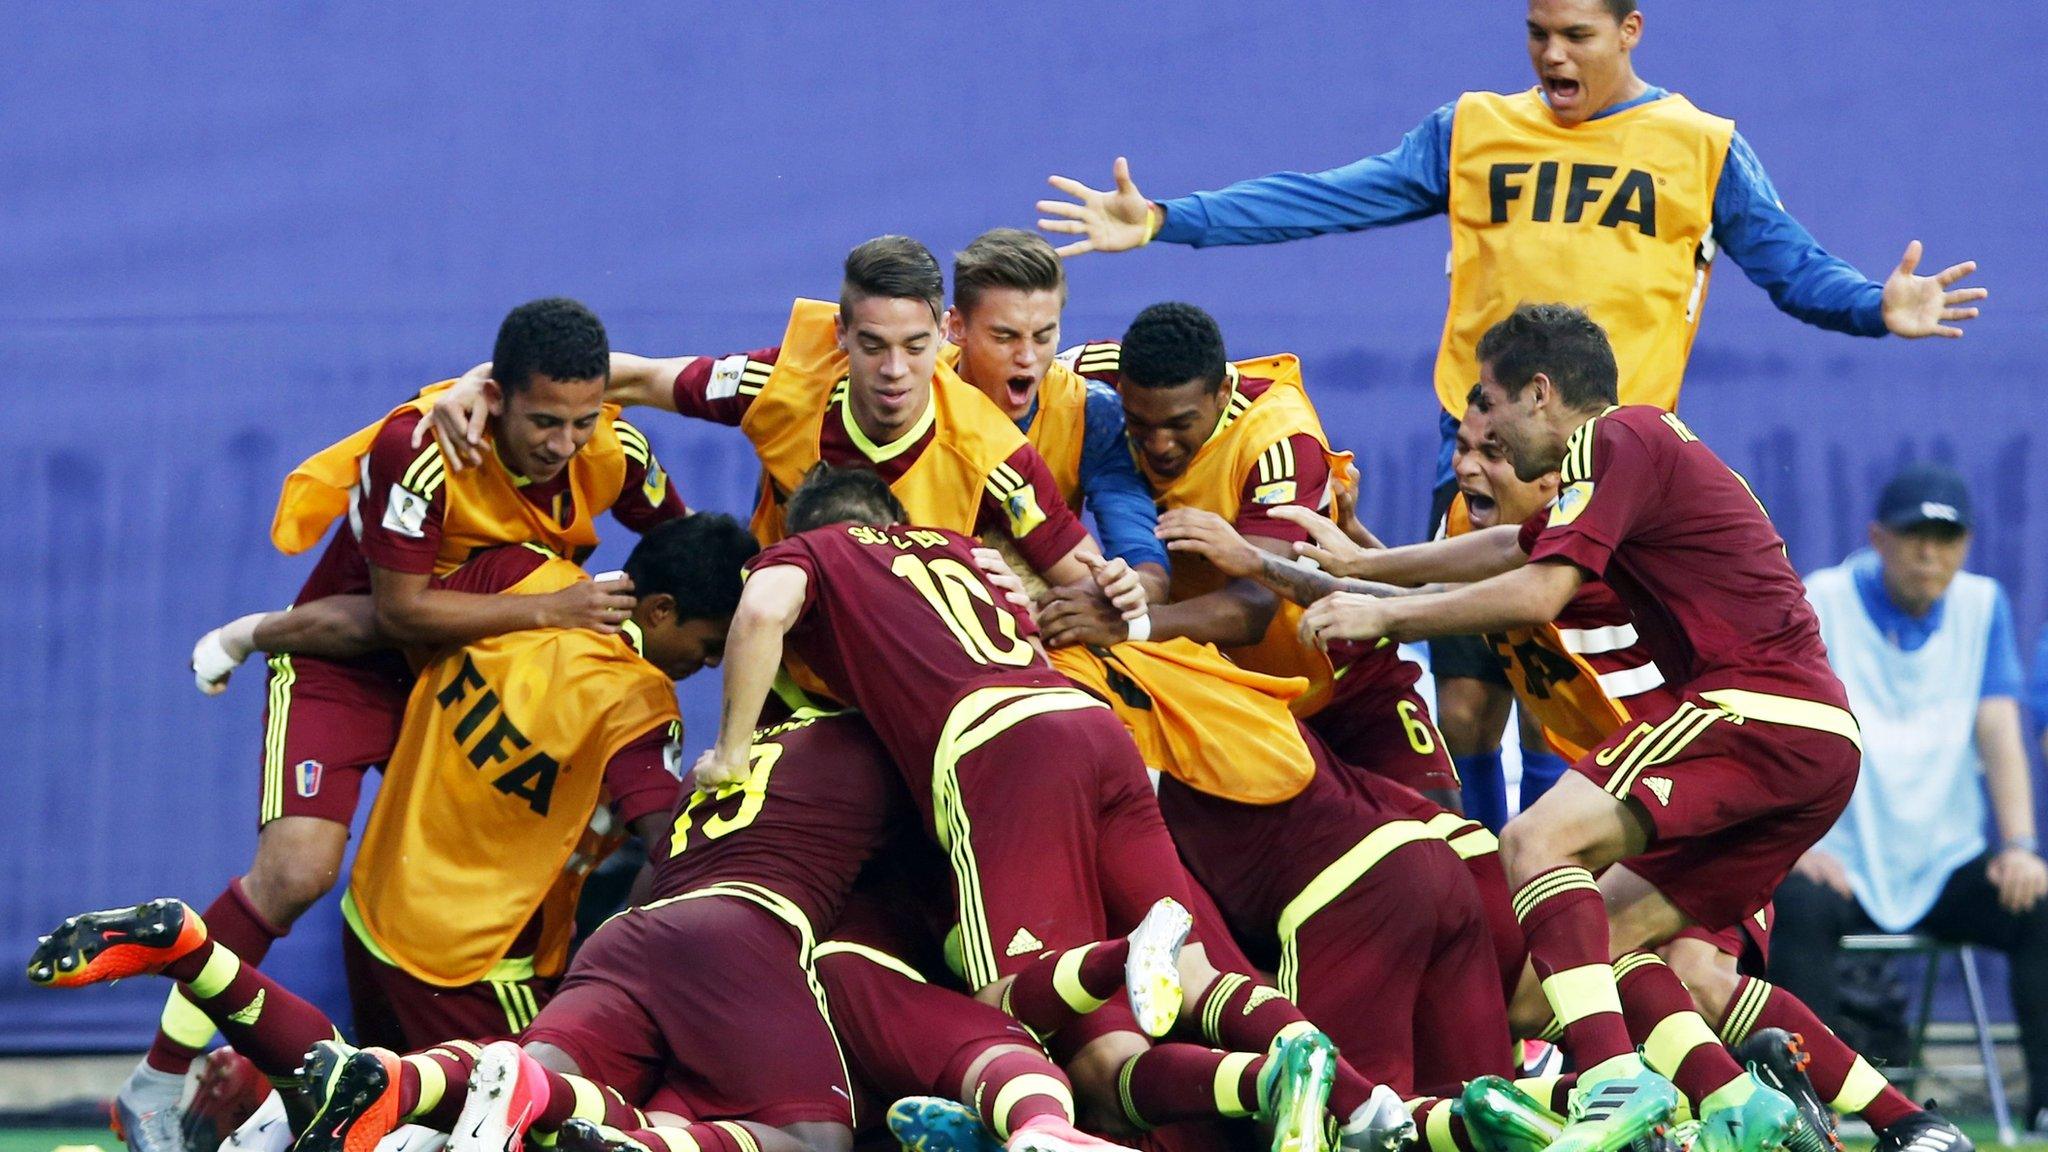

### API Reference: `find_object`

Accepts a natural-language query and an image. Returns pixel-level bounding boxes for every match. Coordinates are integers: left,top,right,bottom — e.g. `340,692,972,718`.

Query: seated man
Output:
1772,464,2048,1133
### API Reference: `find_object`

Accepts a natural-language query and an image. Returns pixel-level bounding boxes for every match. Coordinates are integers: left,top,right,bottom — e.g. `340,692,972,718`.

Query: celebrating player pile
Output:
26,3,1998,1152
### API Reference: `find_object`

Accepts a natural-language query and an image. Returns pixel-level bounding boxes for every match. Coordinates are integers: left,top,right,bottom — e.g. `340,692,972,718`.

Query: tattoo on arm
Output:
1254,553,1430,606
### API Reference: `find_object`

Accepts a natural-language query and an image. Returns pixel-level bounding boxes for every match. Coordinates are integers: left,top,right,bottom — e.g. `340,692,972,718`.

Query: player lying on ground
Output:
134,299,684,1152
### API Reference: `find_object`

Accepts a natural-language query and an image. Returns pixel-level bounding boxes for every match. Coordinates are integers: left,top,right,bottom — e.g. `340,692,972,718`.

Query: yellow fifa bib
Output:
936,346,1088,511
1439,90,1734,416
1152,357,1352,715
345,557,679,985
742,299,1026,545
1445,495,1630,760
272,381,630,575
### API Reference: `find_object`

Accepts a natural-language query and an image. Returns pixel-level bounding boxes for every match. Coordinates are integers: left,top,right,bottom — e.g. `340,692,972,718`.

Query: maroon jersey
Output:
357,409,687,576
745,524,1069,789
650,709,911,934
1522,406,1846,709
673,352,1089,574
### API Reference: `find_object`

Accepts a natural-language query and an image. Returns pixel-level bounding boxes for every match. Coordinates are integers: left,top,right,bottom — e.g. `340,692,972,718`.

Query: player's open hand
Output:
1037,157,1158,258
1156,508,1263,579
1038,585,1130,649
1298,591,1390,652
411,362,495,470
1267,506,1376,578
1989,844,2048,914
1881,241,1986,339
538,575,636,634
692,746,749,793
971,547,1038,619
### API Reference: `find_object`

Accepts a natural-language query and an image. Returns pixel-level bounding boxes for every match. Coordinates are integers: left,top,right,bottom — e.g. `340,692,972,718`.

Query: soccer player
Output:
1280,304,1976,1152
1069,303,1460,808
126,299,684,1152
702,464,1382,1152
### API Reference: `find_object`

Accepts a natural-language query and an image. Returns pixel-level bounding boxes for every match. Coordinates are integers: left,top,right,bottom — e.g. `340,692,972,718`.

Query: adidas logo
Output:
1244,986,1283,1014
1005,928,1046,958
228,989,265,1026
1643,776,1673,807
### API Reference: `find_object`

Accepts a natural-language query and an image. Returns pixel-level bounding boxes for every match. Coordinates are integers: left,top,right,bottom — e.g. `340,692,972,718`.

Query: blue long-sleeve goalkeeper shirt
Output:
1155,87,1888,340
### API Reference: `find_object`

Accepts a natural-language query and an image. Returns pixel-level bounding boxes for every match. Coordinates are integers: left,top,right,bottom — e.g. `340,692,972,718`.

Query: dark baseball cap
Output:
1876,462,1973,532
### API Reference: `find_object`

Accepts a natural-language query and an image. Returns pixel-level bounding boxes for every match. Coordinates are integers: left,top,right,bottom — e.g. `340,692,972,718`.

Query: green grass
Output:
1843,1119,2048,1152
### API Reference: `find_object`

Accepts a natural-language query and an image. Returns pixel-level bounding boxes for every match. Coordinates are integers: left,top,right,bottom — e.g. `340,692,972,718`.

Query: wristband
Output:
2005,835,2040,855
1139,203,1164,247
1125,613,1152,643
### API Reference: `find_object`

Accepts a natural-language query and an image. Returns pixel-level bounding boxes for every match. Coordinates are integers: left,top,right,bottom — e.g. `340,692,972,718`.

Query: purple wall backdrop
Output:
3,2,2043,1049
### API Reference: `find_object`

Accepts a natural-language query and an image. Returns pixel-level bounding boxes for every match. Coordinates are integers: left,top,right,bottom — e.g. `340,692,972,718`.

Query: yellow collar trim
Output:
839,377,937,464
620,618,645,657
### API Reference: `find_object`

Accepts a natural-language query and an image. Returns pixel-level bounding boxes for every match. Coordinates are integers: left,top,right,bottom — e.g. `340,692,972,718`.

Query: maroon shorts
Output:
1671,902,1774,974
1279,835,1512,1095
814,941,1040,1128
341,926,551,1052
521,893,854,1129
1303,652,1459,797
258,652,411,827
939,703,1192,991
1575,694,1858,931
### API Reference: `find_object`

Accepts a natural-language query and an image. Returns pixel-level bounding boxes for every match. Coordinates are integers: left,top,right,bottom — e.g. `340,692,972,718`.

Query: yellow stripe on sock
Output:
567,1075,606,1122
1719,979,1772,1046
1422,1099,1458,1152
1612,951,1664,982
1052,945,1109,1014
648,1127,702,1152
1213,1052,1258,1118
403,1056,446,1120
159,987,218,1049
1829,1057,1889,1114
1512,866,1601,922
1701,1072,1758,1115
1541,963,1623,1027
1117,1057,1152,1131
992,1074,1073,1139
186,946,242,1000
1644,1010,1721,1079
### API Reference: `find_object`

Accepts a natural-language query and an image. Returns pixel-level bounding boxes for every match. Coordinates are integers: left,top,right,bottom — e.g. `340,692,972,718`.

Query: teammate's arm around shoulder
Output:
416,353,697,470
366,565,635,650
695,564,808,792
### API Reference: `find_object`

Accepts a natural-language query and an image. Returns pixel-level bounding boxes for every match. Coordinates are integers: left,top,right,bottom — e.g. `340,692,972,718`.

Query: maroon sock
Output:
396,1041,480,1129
1002,940,1131,1035
633,1123,765,1152
1413,1096,1482,1152
1615,952,1745,1107
1186,972,1375,1116
163,940,336,1082
533,1064,642,1132
1117,1044,1265,1127
146,880,287,1075
936,1039,1073,1139
1514,867,1633,1072
1719,976,1917,1131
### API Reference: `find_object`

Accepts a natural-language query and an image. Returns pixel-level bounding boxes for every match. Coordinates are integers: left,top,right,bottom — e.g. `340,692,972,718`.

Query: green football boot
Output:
1457,1076,1564,1152
1544,1068,1683,1152
1694,1077,1804,1152
1260,1029,1338,1152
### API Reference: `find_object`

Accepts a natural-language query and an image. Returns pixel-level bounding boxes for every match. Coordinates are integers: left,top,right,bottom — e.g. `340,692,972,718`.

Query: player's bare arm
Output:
696,563,807,791
1156,508,1435,609
1977,696,2048,913
1300,559,1583,651
368,565,636,649
1881,240,1987,339
420,353,698,470
1035,156,1163,258
1269,504,1527,584
189,597,382,695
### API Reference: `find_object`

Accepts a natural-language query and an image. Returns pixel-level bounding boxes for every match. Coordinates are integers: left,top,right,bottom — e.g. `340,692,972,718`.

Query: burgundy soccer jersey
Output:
1522,406,1847,709
674,352,1090,574
649,709,911,933
746,525,1069,787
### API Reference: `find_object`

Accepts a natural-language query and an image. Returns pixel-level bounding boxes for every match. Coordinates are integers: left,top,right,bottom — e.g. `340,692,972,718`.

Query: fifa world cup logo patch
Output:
294,759,324,799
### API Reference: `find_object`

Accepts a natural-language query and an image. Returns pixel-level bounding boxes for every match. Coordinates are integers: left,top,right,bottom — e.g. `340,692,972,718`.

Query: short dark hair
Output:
785,464,908,534
953,229,1067,316
841,236,945,324
622,513,759,622
1118,302,1228,392
492,298,610,395
1604,0,1638,20
1474,303,1618,410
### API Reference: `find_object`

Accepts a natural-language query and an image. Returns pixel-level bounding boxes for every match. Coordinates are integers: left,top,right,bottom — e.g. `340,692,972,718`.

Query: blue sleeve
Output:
1155,101,1455,248
1076,384,1168,570
1712,130,1887,337
1982,586,2024,700
2027,633,2048,729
